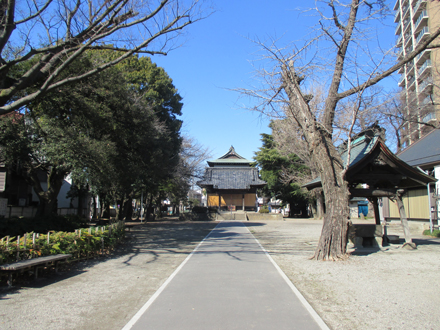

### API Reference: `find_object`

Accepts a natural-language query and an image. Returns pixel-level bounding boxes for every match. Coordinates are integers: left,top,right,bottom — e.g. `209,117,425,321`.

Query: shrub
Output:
0,222,125,265
259,206,269,213
423,229,440,238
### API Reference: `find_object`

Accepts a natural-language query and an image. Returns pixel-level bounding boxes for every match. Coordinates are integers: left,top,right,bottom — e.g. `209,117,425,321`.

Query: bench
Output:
0,254,72,287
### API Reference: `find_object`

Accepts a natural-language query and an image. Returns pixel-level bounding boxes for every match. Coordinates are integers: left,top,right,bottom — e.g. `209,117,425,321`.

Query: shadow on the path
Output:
0,220,224,291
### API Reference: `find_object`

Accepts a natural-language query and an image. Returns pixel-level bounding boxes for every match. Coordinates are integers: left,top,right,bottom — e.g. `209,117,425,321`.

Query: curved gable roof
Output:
207,146,252,166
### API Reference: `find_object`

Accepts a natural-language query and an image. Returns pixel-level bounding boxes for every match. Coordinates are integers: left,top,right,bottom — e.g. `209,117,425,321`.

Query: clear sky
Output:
152,0,398,161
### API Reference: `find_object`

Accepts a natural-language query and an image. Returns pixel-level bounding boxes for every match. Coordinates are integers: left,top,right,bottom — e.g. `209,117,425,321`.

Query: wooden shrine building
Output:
197,146,266,211
303,126,436,247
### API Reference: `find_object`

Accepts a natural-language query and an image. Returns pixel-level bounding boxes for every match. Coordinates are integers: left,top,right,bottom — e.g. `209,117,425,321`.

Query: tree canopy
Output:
0,50,187,217
0,0,205,115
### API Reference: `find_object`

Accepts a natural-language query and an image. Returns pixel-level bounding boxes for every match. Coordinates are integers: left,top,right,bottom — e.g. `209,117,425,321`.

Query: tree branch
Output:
338,26,440,100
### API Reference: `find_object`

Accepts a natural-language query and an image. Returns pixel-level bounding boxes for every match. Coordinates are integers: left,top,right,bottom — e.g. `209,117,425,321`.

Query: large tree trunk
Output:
311,136,350,260
281,69,350,259
92,196,98,219
146,194,155,221
76,187,84,217
122,197,133,220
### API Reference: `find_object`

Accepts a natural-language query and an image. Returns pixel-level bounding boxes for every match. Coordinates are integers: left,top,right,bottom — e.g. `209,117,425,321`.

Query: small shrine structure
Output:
197,146,266,211
303,126,436,247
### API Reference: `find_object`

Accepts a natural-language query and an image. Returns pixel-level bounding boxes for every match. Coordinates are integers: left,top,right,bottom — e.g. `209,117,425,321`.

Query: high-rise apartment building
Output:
394,0,440,149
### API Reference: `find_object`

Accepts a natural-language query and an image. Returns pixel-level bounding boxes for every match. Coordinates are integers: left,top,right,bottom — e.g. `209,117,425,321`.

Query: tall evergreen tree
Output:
254,132,310,217
0,52,184,218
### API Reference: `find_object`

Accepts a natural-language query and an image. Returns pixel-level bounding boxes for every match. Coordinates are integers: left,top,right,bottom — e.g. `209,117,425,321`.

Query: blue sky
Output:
152,0,398,161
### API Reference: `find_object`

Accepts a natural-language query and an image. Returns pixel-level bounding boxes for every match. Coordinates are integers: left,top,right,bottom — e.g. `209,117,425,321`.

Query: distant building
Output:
197,146,266,211
394,0,440,148
188,189,203,206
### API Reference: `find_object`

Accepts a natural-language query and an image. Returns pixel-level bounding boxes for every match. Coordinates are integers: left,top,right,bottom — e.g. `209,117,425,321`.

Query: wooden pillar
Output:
218,194,221,211
395,189,415,247
242,194,245,211
371,197,381,225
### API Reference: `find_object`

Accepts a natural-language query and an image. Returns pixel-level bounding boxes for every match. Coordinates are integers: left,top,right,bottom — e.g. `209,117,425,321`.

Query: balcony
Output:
408,75,416,90
398,63,406,74
420,95,433,106
415,49,431,66
414,10,428,32
396,46,404,60
395,22,402,35
404,33,413,47
394,8,401,23
413,0,427,16
394,0,400,11
422,112,436,123
418,78,433,94
398,75,406,87
402,5,410,19
418,59,431,78
415,26,430,45
397,34,403,47
403,18,412,33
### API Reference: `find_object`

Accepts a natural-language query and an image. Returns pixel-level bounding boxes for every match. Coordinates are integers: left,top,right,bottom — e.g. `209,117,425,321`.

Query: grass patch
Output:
423,229,440,238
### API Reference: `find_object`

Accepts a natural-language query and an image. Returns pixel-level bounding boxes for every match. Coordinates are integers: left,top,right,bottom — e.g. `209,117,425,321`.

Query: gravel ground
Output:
1,218,439,330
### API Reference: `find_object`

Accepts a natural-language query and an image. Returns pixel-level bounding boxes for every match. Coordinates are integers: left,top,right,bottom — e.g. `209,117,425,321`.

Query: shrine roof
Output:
397,129,440,168
207,146,253,167
303,127,436,191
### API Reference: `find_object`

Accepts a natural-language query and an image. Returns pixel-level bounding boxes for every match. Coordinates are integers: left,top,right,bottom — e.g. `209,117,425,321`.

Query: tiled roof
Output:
397,129,440,167
207,146,252,166
197,167,266,190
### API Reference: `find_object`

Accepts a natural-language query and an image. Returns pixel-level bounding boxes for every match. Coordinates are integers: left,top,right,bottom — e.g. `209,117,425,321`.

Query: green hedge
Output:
0,221,125,265
423,229,440,238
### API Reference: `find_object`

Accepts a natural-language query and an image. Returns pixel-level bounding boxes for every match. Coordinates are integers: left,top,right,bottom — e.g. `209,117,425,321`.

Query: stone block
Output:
352,224,382,237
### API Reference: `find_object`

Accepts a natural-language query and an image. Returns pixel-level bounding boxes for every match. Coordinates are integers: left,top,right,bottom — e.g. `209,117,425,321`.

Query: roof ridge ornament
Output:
217,145,246,160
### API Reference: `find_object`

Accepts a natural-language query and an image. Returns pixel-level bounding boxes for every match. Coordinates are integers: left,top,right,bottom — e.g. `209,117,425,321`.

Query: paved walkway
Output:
122,221,329,330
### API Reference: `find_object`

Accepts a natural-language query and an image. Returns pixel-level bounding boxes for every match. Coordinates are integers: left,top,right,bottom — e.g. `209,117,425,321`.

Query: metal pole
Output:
420,167,434,232
427,183,432,233
140,191,144,223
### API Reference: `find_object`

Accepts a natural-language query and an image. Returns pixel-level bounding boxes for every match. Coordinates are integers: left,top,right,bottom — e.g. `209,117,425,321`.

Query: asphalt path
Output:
122,221,329,330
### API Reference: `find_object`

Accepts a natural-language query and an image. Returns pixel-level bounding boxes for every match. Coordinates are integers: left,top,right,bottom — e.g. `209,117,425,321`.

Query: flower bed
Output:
0,221,125,265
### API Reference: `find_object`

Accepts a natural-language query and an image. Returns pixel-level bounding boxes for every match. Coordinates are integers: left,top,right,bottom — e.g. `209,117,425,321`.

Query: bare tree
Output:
238,0,440,260
161,136,212,210
382,89,439,153
179,135,212,186
0,0,207,115
271,117,325,219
